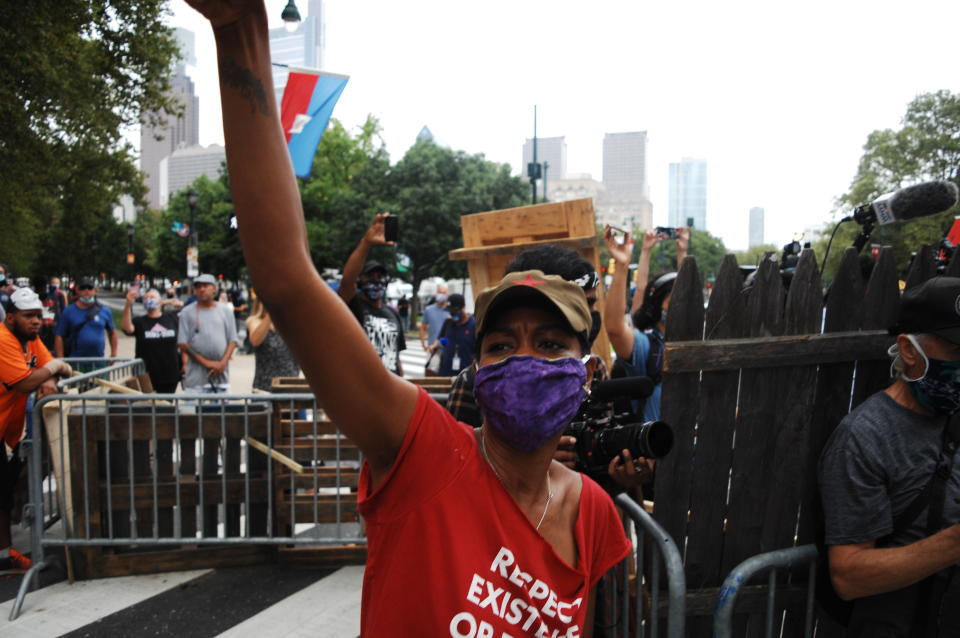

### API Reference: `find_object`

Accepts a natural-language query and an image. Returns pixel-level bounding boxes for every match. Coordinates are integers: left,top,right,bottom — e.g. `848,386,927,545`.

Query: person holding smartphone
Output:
338,213,406,376
121,286,181,393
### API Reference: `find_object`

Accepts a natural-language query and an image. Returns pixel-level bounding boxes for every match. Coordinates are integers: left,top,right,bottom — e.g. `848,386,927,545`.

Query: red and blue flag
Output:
279,68,349,178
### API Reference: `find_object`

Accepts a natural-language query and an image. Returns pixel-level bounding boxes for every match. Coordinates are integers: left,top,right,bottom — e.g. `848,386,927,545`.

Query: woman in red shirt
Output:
183,3,631,634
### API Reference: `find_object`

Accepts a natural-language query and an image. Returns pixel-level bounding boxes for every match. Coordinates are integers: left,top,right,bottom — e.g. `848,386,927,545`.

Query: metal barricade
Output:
11,392,365,620
597,494,685,638
713,544,818,638
60,358,147,393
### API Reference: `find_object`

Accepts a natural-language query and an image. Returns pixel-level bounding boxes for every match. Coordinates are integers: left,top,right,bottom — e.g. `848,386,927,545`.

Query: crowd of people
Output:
0,3,954,635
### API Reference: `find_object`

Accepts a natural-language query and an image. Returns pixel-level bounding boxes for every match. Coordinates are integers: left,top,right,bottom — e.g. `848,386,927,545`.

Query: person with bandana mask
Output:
338,213,405,376
819,277,960,636
121,287,181,393
180,3,632,631
434,293,475,377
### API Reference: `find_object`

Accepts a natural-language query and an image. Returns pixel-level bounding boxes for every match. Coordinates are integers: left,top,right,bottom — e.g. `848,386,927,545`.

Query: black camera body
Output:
565,378,673,479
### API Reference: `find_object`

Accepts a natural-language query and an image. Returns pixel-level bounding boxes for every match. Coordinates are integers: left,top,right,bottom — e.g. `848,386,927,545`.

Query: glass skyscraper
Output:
668,158,707,230
269,0,326,106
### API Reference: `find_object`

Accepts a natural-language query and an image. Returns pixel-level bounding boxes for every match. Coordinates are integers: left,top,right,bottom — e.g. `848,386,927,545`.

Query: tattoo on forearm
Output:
220,58,271,116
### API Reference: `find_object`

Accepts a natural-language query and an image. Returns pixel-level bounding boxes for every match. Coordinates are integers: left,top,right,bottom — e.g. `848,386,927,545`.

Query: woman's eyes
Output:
538,339,569,352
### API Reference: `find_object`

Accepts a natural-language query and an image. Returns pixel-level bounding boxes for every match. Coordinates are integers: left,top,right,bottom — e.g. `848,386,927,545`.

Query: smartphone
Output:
655,226,681,240
130,281,141,296
384,215,399,243
608,225,628,245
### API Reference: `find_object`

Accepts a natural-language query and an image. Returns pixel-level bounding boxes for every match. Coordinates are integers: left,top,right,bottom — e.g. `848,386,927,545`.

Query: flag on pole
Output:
279,67,349,178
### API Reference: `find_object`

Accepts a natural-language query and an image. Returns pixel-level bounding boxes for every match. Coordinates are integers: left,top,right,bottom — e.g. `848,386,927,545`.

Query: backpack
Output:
64,303,102,357
610,329,663,417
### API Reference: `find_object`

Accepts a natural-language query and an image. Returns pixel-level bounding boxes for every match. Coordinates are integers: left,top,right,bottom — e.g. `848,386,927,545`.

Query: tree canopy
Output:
815,90,960,281
0,1,180,274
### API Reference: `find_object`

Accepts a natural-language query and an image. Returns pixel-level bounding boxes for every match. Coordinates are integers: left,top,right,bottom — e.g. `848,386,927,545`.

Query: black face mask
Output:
588,310,602,346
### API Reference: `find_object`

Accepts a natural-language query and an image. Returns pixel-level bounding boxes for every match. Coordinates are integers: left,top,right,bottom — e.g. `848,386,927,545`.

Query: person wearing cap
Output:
54,279,117,359
819,276,960,635
0,288,72,572
433,293,475,377
177,274,240,393
184,4,631,631
420,288,450,377
338,213,405,376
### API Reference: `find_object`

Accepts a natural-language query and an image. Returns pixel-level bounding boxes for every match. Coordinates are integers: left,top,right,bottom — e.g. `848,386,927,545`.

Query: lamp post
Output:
281,0,301,32
186,189,200,278
126,223,135,273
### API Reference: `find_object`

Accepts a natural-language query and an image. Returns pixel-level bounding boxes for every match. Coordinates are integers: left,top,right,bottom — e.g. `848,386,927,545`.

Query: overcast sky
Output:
168,0,960,251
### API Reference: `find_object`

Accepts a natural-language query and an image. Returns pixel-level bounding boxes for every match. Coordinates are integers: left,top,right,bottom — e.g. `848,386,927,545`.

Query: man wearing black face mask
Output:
339,213,405,376
819,277,960,636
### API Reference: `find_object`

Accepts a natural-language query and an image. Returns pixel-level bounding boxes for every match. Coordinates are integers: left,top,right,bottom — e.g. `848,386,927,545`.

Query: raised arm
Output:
630,231,660,316
121,290,136,335
338,213,392,303
676,227,690,267
603,225,635,360
189,1,417,479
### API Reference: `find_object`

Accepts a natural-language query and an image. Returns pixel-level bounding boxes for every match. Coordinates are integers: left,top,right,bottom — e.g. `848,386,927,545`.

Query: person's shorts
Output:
0,445,22,513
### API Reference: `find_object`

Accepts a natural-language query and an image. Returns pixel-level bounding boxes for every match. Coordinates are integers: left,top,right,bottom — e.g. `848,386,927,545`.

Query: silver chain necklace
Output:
480,429,554,531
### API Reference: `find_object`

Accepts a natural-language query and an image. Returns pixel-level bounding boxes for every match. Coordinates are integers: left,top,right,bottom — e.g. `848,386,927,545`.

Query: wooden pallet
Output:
448,198,611,366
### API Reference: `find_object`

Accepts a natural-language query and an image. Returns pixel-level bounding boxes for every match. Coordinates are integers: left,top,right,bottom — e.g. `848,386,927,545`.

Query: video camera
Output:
565,376,674,480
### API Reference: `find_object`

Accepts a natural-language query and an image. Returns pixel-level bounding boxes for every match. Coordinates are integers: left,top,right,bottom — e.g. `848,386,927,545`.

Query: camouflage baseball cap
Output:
474,270,592,342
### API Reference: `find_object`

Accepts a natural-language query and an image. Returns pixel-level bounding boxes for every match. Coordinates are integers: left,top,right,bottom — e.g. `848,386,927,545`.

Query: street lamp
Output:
281,0,301,32
187,189,200,278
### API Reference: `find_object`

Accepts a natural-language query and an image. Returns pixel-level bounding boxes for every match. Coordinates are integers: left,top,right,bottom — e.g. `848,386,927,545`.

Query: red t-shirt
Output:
0,323,53,447
358,388,632,637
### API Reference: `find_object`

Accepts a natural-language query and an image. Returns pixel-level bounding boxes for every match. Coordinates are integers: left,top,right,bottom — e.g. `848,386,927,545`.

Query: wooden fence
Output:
650,243,954,636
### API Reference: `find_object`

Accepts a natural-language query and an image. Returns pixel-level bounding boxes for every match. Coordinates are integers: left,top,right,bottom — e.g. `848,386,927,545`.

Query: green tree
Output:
817,90,960,281
647,229,728,282
1,1,181,274
299,116,393,271
389,139,528,301
154,174,236,280
733,243,779,268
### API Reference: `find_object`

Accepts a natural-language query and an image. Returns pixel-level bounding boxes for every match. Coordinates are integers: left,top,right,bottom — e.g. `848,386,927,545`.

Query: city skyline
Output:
166,0,960,251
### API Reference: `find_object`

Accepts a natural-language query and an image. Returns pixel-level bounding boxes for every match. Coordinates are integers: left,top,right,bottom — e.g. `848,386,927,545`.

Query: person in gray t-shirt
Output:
177,275,239,392
818,277,960,636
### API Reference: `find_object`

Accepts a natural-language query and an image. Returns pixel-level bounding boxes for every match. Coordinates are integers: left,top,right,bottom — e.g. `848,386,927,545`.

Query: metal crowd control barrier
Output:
713,544,819,638
11,391,365,620
596,494,685,638
61,358,147,393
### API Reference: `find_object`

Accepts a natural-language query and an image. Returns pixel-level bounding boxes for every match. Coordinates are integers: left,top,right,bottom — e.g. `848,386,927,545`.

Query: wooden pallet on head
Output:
448,198,610,366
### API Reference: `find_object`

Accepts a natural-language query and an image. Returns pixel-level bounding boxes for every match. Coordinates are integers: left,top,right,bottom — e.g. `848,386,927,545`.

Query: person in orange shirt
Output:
0,288,72,572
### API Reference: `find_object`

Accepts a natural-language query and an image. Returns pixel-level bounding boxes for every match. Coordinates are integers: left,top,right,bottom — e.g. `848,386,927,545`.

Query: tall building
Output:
270,0,326,106
522,136,566,195
158,144,227,208
601,131,653,230
603,131,648,196
140,28,199,210
749,207,765,247
668,158,707,230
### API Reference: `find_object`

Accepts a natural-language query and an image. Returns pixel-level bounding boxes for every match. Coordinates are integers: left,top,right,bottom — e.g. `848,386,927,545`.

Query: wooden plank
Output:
796,247,864,546
273,440,362,462
721,257,786,577
247,436,304,473
457,199,594,248
448,235,597,261
851,246,901,408
68,412,272,440
759,250,822,555
652,255,704,551
903,244,937,289
663,331,894,373
277,545,368,568
683,254,745,590
105,477,270,509
77,545,277,580
275,500,360,524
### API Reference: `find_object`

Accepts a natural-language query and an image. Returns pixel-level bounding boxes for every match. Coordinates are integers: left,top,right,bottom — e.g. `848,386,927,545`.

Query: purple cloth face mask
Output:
474,355,587,452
